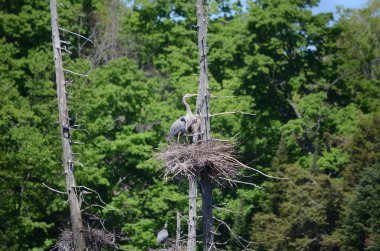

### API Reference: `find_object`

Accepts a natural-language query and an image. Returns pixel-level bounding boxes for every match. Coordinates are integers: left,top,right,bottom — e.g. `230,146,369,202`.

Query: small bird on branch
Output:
167,94,200,143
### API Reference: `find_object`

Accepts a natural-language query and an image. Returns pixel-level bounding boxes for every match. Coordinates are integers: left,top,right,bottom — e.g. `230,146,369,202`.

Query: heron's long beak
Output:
186,94,198,97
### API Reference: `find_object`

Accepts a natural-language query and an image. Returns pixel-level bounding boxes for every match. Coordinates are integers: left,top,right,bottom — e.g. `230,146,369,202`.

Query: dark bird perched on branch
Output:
167,94,200,143
156,222,168,244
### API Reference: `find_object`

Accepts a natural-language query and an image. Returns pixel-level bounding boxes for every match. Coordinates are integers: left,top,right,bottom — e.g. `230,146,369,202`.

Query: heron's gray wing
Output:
157,229,169,243
168,117,186,139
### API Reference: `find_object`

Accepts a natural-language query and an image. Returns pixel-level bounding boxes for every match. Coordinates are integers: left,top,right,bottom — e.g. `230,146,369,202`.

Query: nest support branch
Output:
155,140,279,185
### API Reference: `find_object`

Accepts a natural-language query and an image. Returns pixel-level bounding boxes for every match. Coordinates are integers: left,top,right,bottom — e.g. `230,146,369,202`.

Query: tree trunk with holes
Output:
50,1,86,250
195,0,214,250
187,176,197,251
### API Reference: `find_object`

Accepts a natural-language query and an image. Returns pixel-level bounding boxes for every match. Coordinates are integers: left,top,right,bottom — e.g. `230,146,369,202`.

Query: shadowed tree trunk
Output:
200,172,213,250
49,1,86,250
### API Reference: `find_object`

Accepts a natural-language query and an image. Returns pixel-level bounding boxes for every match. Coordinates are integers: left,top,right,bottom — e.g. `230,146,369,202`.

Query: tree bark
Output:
176,211,181,251
200,172,214,251
49,1,86,250
187,176,197,251
195,0,211,143
195,1,214,250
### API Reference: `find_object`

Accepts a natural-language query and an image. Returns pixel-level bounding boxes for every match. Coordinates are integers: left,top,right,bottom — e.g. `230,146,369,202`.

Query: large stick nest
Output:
54,227,117,251
155,140,243,185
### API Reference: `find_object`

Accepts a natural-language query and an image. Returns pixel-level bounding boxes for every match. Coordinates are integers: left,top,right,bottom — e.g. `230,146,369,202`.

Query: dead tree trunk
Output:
49,1,86,250
195,0,211,143
195,1,214,250
200,172,213,251
187,175,197,251
176,211,181,251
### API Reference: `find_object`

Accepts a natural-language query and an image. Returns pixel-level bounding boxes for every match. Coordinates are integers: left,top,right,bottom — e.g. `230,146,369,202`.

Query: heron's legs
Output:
176,131,181,144
192,130,204,136
184,121,189,144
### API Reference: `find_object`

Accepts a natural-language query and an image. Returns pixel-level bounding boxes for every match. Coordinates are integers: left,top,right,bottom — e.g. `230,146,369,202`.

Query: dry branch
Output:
213,217,253,251
210,111,256,117
58,27,94,45
43,182,67,195
63,69,89,77
209,95,236,99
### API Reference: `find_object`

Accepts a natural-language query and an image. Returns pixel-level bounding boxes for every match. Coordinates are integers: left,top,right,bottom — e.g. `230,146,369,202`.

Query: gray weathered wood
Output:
195,1,214,250
187,175,197,251
195,0,211,143
176,211,181,251
49,1,86,250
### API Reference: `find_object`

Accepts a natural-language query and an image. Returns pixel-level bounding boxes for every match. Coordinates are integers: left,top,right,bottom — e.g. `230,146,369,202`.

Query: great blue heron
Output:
156,222,168,244
167,94,200,143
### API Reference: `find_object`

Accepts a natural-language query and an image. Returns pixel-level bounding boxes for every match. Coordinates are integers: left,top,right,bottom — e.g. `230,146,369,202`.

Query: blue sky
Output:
312,0,368,16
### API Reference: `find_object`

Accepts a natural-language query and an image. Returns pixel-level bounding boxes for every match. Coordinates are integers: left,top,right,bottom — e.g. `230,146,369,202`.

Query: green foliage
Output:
344,111,380,185
342,164,380,250
0,31,63,251
334,1,380,111
252,165,344,251
1,0,380,250
317,147,349,173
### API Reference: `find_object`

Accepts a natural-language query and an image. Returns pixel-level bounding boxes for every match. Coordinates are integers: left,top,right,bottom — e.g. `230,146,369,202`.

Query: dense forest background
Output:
0,0,379,250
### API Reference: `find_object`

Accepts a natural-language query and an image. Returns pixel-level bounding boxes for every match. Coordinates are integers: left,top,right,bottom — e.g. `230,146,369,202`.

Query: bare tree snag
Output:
200,172,214,250
195,0,211,143
50,1,86,250
195,1,214,250
176,211,181,251
187,175,197,251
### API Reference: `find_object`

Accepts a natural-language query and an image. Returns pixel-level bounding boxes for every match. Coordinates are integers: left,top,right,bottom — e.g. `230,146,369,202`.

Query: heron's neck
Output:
182,97,193,115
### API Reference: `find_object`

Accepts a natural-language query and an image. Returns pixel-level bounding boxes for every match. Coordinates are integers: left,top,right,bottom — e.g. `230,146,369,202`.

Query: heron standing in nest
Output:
167,94,200,143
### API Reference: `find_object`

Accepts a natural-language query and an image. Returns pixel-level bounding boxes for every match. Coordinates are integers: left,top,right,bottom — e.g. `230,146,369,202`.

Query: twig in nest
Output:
219,177,263,189
221,155,287,180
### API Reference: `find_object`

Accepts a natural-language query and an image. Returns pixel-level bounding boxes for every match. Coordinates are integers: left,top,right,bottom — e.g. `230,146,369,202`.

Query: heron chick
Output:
167,94,200,143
